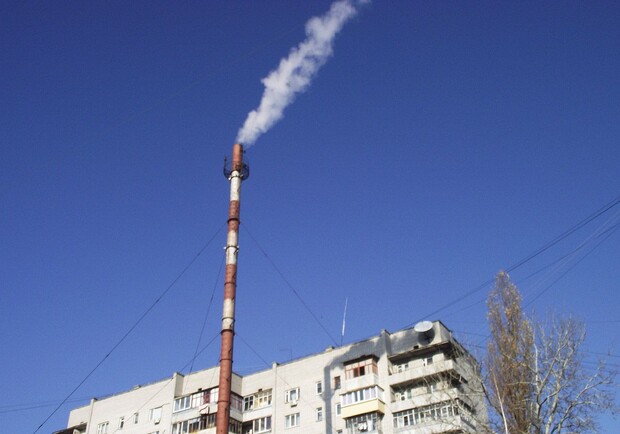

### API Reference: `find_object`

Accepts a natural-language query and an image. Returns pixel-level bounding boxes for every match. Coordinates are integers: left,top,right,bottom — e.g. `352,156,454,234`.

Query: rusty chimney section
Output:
216,143,247,434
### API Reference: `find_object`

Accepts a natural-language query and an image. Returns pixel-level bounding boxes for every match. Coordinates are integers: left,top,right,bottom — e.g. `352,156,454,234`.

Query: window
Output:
334,376,341,389
231,393,243,411
423,356,433,366
229,418,242,434
341,386,384,406
174,396,192,412
244,395,254,411
345,413,380,434
149,406,162,422
202,414,217,430
172,420,189,434
133,412,139,424
255,389,272,408
118,417,125,430
315,380,323,395
344,357,378,379
335,403,341,416
392,400,464,428
191,392,203,408
285,413,300,428
245,389,272,411
172,415,240,434
394,387,412,402
253,416,272,433
206,388,219,405
427,381,437,394
172,418,199,434
392,361,409,373
187,417,201,433
316,407,323,421
97,422,109,434
284,387,299,403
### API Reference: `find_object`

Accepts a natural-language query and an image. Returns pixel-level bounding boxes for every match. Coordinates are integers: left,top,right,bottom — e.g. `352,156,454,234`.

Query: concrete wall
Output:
63,321,486,434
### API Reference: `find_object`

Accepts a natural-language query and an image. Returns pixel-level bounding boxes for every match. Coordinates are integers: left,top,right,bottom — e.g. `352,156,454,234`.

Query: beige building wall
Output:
60,321,486,434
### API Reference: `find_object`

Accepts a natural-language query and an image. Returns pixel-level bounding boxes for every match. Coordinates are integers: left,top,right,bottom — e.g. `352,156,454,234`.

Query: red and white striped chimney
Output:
216,143,247,434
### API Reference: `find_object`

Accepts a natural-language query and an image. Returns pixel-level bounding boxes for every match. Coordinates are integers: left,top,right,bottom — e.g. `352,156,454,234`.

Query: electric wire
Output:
189,254,225,374
241,223,339,346
449,216,620,370
104,332,221,434
32,224,225,434
470,214,620,348
236,333,339,434
504,194,620,273
523,216,620,308
0,397,93,414
30,20,318,430
415,196,620,375
453,329,620,362
518,207,620,304
463,342,620,369
37,194,618,431
439,218,620,321
406,194,620,328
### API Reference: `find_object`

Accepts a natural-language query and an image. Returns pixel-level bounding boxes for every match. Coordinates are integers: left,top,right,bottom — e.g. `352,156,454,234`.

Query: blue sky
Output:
1,1,619,433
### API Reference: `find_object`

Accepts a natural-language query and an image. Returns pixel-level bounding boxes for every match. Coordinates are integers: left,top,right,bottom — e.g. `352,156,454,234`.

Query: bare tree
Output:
531,315,617,434
484,271,617,434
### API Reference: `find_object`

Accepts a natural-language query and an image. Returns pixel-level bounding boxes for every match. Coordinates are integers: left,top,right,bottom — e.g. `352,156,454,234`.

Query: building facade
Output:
56,321,486,434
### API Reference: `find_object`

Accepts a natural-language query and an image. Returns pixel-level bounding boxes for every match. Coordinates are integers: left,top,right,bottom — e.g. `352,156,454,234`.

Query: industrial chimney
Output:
216,143,249,434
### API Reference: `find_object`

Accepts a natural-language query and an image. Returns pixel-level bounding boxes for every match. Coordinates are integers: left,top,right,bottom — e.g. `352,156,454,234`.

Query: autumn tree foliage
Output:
486,271,535,433
484,271,617,434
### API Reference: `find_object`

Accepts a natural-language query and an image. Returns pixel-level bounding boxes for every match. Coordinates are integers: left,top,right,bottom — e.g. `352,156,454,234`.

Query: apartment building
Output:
56,321,486,434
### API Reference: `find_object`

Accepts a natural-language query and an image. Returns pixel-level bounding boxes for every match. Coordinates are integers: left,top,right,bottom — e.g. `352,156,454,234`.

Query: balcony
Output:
342,398,385,419
393,415,477,433
345,412,382,434
343,373,379,392
239,404,272,423
389,359,468,386
391,388,477,417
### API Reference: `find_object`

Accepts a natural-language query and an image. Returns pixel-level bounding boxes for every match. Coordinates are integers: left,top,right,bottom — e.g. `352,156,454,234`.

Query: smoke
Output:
236,0,364,146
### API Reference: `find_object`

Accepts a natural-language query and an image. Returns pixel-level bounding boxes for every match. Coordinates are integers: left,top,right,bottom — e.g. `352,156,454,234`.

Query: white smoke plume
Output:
236,0,362,146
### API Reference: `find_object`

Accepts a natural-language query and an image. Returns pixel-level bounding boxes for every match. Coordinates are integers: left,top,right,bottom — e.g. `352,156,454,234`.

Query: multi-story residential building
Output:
55,321,486,434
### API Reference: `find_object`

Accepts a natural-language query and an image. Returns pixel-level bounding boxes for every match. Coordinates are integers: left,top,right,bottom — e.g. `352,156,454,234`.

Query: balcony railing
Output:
343,373,379,392
388,359,468,384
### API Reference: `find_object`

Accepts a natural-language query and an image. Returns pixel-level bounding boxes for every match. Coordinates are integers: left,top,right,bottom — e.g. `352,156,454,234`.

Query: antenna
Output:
341,297,348,346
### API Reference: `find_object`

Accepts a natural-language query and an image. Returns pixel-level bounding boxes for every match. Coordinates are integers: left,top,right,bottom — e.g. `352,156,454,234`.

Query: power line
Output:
3,328,218,417
189,254,225,374
523,218,620,308
406,194,620,328
236,333,339,434
32,224,225,434
241,223,339,347
105,332,222,434
505,194,620,273
440,216,620,322
0,397,92,415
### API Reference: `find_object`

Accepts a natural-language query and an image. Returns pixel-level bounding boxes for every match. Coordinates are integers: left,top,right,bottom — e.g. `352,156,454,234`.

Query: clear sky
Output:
1,1,619,433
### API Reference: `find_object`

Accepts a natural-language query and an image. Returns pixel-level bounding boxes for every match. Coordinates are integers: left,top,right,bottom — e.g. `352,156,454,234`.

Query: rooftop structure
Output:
57,320,487,434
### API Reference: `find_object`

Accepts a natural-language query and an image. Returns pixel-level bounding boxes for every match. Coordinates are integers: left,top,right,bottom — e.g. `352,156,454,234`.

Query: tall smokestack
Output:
216,143,248,434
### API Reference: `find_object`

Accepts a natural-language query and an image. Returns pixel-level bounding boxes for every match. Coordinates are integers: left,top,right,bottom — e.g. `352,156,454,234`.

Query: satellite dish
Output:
414,321,433,333
414,320,435,344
